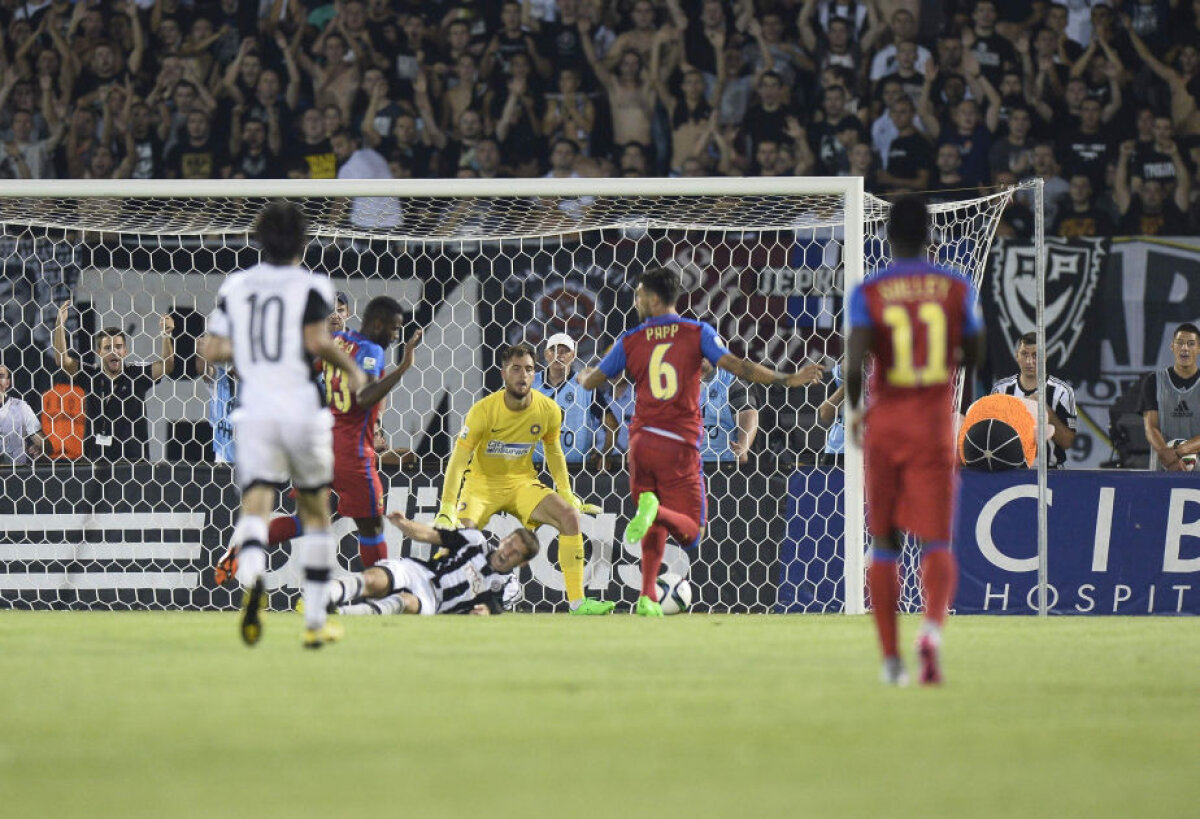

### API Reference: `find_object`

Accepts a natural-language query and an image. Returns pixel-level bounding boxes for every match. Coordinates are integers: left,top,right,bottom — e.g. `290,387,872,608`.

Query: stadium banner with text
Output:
475,230,838,375
954,470,1200,615
0,463,782,612
980,237,1200,468
780,468,1200,615
982,237,1107,383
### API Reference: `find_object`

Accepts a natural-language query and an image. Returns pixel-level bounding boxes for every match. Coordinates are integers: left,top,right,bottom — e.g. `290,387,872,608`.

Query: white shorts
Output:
233,412,333,491
375,558,437,616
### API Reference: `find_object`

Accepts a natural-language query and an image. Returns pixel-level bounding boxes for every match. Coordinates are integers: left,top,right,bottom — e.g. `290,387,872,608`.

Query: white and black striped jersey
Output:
991,375,1077,467
420,528,518,614
206,263,334,420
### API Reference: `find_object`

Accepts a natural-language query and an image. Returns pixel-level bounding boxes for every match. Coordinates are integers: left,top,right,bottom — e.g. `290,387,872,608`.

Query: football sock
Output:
329,575,365,606
297,530,334,631
920,545,957,629
357,532,387,568
559,533,585,602
341,593,405,616
867,550,901,659
268,515,302,546
656,505,701,548
233,516,269,586
640,525,668,601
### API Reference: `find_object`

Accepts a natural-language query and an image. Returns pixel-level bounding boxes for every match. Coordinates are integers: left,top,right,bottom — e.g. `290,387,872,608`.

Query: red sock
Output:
267,515,302,546
867,558,901,658
640,525,668,600
656,506,700,547
358,533,387,568
920,547,958,628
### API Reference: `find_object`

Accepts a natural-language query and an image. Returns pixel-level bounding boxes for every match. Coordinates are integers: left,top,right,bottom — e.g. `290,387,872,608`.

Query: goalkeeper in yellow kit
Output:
435,343,615,615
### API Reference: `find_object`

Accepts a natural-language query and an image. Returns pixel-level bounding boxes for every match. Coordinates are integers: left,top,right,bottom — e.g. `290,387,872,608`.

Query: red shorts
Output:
332,454,384,520
628,430,707,529
864,409,957,543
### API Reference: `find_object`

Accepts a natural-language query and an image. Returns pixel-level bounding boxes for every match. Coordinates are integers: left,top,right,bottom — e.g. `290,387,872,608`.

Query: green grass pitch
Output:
2,611,1197,818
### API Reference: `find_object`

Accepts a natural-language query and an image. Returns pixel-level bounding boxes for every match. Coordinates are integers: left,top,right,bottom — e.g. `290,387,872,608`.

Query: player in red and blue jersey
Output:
262,296,421,568
845,195,985,686
578,267,824,616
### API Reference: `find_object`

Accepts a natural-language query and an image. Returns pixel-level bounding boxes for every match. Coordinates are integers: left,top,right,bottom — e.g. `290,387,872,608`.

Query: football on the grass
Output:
655,573,693,615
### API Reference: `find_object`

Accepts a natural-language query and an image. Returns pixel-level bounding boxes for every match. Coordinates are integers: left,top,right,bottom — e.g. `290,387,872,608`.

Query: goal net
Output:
0,178,1032,613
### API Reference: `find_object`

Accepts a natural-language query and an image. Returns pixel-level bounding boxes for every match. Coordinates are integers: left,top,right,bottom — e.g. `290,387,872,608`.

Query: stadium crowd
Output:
0,0,1198,234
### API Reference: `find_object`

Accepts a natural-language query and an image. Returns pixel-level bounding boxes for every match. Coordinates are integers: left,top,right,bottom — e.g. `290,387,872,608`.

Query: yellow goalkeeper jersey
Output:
455,388,565,480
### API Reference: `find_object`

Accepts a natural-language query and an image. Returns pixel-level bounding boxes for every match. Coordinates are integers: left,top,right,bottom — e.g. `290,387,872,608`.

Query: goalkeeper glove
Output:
562,492,602,516
433,510,459,530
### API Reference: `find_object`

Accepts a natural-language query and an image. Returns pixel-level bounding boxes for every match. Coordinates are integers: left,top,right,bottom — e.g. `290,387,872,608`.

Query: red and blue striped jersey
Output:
324,329,386,460
847,260,982,410
599,314,731,446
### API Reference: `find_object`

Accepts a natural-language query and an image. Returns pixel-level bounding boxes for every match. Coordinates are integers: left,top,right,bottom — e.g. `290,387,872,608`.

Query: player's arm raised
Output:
385,511,445,546
576,365,609,391
197,333,234,364
303,320,368,397
715,353,825,387
356,328,423,408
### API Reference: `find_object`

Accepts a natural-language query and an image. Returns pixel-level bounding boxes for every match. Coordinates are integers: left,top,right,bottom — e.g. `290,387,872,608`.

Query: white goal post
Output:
0,176,1044,615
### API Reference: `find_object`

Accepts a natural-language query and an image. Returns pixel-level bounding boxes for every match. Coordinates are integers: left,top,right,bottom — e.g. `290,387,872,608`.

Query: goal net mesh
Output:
0,184,1016,613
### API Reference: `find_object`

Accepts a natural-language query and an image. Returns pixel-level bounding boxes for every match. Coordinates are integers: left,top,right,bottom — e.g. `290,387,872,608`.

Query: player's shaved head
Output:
255,201,308,265
887,195,929,259
362,296,402,327
361,295,405,346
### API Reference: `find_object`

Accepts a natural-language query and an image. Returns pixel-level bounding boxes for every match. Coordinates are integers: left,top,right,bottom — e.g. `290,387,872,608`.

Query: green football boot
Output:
623,492,660,544
635,595,663,617
570,598,617,616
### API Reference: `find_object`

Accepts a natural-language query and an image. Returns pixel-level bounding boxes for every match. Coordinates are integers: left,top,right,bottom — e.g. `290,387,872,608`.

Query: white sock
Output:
233,516,269,587
296,530,334,631
339,594,405,616
329,575,365,606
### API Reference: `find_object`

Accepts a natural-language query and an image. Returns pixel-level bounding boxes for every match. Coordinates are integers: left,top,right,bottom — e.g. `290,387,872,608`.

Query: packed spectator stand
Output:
0,0,1193,237
0,0,1198,472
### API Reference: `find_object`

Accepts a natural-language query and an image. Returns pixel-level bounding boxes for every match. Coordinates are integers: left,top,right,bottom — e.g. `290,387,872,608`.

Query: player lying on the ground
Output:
435,343,614,615
327,512,538,616
214,298,422,585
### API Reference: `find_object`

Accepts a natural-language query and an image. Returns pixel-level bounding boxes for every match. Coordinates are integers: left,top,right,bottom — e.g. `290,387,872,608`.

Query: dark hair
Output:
512,528,540,559
887,195,929,256
638,267,680,307
330,128,356,143
552,137,579,155
501,344,536,365
335,290,350,308
255,201,308,265
1175,323,1200,340
362,295,403,329
1017,332,1037,347
95,327,127,348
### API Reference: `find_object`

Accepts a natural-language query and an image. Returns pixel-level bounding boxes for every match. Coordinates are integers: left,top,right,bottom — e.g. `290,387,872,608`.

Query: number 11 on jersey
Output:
882,301,949,387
